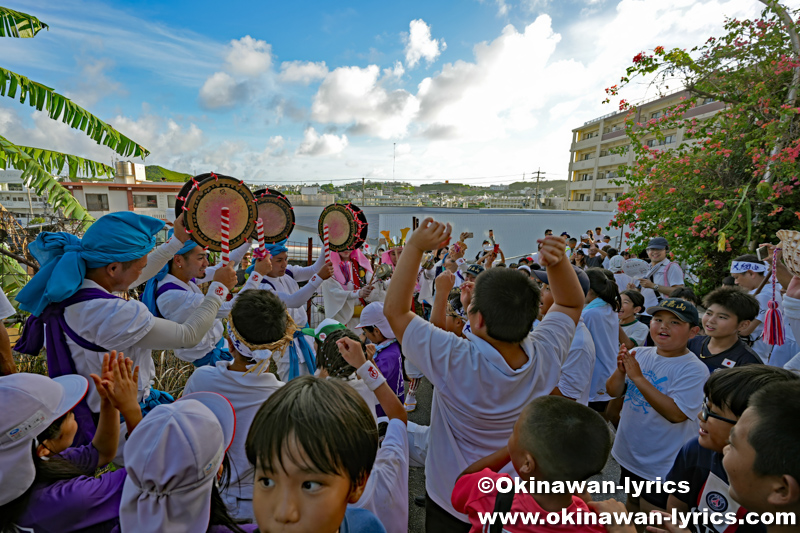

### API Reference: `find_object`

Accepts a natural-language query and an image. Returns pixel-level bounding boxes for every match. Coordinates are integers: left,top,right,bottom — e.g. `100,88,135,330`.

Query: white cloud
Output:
198,72,249,109
383,61,405,79
495,0,510,16
296,127,348,156
66,58,125,108
279,60,329,84
224,36,273,77
404,19,446,68
310,65,419,139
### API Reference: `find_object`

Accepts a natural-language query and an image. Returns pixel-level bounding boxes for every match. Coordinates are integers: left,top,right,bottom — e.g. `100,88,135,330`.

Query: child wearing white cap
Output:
0,352,141,532
183,290,288,521
245,376,386,533
356,302,404,416
119,391,256,532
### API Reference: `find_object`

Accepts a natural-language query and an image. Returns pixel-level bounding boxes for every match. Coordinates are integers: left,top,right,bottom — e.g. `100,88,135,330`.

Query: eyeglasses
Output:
700,398,737,425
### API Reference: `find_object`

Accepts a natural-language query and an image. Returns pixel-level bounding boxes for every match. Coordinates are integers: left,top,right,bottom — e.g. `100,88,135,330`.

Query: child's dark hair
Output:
231,290,287,345
747,381,800,483
606,248,618,258
518,396,611,482
245,376,378,491
722,276,736,286
0,414,90,532
705,365,798,419
621,290,645,313
585,268,621,312
671,287,700,307
734,254,764,267
209,455,248,532
703,286,759,322
317,329,366,378
469,268,540,343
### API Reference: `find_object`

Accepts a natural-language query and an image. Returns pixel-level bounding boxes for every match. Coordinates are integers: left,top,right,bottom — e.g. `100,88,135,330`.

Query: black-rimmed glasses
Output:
700,397,737,424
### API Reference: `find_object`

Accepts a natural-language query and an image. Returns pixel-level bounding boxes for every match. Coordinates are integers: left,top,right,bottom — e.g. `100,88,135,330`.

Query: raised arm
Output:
539,236,584,325
385,219,451,344
430,271,455,331
620,347,687,422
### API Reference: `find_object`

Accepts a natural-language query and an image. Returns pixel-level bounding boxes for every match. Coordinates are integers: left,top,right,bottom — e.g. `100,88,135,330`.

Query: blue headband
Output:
142,230,201,315
16,212,165,316
245,240,288,275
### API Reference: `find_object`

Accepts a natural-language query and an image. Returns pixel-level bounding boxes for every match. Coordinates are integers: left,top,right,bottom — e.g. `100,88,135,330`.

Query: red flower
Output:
633,52,645,63
655,46,664,54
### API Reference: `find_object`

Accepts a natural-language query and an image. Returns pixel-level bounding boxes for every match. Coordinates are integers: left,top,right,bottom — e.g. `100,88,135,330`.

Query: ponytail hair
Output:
586,268,621,312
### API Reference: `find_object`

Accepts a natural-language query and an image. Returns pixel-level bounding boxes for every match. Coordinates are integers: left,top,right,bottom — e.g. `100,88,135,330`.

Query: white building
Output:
0,169,52,225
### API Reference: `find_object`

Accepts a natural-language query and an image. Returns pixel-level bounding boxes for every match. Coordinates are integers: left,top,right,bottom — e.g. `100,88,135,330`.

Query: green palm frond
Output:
0,135,95,229
10,144,115,179
0,7,48,38
0,67,150,159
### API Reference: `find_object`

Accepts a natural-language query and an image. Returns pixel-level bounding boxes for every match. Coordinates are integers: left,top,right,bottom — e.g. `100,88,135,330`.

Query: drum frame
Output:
318,202,368,252
250,188,295,243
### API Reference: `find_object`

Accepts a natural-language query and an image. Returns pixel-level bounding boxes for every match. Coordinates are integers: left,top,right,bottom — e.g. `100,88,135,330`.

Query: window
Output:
664,135,675,144
8,183,22,191
133,195,158,208
599,150,608,157
583,131,598,140
580,173,593,181
167,195,177,208
581,153,594,161
86,193,109,211
702,97,715,105
651,111,662,120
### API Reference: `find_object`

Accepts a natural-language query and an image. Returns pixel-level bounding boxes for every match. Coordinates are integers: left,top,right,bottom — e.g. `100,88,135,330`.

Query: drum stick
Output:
221,207,230,267
323,224,331,263
256,217,265,254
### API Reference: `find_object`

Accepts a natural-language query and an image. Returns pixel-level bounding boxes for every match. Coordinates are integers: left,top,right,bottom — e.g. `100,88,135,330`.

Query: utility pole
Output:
531,168,546,209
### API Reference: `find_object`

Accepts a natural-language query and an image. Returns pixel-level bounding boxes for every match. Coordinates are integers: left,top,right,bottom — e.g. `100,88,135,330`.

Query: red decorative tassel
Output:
763,300,785,346
763,246,785,346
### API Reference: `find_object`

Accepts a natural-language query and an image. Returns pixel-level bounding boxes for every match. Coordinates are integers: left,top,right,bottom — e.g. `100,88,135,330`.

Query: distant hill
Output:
145,165,191,182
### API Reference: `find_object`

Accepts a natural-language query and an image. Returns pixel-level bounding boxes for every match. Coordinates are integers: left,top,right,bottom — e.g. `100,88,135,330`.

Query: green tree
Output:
605,2,800,294
0,7,149,229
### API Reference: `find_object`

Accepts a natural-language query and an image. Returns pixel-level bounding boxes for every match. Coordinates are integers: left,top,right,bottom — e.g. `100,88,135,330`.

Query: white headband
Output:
730,261,768,274
227,322,273,363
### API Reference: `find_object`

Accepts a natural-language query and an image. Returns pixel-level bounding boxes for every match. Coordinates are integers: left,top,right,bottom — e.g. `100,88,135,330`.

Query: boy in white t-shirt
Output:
182,289,288,520
384,218,584,531
607,298,709,527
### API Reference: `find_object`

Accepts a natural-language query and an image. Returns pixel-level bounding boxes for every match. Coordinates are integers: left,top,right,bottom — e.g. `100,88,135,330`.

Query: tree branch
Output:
0,246,38,273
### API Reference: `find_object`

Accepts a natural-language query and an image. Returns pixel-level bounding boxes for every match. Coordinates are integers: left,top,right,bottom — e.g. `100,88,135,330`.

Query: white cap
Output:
518,265,531,273
609,255,625,273
581,234,589,239
355,302,396,339
0,373,88,505
120,393,236,532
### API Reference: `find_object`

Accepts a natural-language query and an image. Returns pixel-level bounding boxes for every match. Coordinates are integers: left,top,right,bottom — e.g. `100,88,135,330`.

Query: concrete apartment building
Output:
566,90,724,211
0,169,51,225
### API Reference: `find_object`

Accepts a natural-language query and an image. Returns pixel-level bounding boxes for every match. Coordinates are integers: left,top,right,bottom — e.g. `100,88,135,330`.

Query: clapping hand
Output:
90,351,140,416
619,346,642,380
408,218,452,252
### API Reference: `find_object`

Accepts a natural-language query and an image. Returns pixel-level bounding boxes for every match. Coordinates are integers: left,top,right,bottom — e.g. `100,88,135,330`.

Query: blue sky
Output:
1,0,796,187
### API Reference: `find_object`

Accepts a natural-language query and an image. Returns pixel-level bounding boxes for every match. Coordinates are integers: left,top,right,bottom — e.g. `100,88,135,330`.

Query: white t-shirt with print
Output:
351,419,409,533
183,361,284,520
402,311,576,520
557,319,596,405
611,347,708,481
583,302,621,403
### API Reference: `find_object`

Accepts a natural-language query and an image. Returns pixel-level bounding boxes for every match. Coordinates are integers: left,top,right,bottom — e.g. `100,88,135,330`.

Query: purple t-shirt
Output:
373,340,404,417
17,444,126,532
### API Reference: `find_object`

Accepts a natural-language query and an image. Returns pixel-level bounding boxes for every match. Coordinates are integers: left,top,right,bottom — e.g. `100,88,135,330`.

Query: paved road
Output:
405,378,626,533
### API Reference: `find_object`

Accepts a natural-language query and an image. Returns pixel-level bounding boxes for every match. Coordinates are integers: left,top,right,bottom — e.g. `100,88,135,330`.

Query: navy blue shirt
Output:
667,438,766,533
687,336,762,372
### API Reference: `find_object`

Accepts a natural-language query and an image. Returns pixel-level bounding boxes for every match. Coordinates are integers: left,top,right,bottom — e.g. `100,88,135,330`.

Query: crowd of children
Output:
2,212,800,533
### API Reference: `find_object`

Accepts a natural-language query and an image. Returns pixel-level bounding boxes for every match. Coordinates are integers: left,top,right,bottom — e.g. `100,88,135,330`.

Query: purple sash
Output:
15,288,120,446
153,282,187,318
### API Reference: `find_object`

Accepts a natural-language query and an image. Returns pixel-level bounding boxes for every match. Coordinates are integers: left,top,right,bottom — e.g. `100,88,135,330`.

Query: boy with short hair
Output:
246,376,386,532
385,218,584,530
452,396,611,532
720,381,800,532
687,286,762,371
619,289,649,349
607,298,709,520
664,365,798,533
356,302,404,415
182,289,288,519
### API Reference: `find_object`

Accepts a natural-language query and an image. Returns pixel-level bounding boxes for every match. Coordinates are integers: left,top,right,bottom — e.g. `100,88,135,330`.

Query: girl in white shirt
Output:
583,268,623,414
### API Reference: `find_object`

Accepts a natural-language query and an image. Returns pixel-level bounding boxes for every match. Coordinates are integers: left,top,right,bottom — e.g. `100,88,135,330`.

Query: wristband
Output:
356,361,386,391
309,274,323,288
207,282,230,302
249,272,262,283
456,258,466,266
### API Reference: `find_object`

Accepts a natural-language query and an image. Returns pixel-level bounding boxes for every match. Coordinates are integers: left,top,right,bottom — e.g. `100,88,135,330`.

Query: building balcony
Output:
571,137,600,151
570,158,596,172
597,153,628,167
569,180,593,191
567,200,592,210
591,200,618,212
594,178,626,190
0,199,48,210
601,129,626,142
